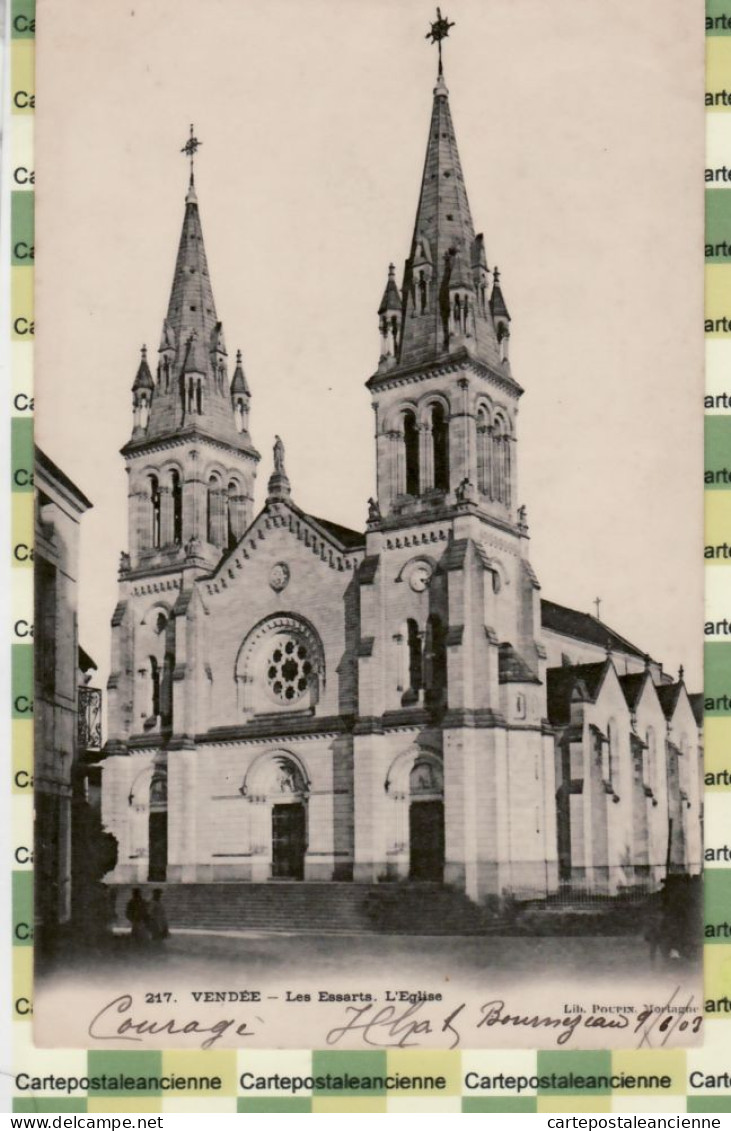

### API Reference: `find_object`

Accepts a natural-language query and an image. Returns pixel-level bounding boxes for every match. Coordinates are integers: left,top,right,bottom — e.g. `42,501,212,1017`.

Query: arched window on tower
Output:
492,416,512,506
171,470,183,545
403,619,423,706
503,431,511,506
404,411,420,496
149,475,161,549
161,653,174,728
431,404,449,492
419,271,428,313
207,474,221,545
476,406,490,496
149,656,161,718
196,379,203,415
424,613,447,709
227,481,238,549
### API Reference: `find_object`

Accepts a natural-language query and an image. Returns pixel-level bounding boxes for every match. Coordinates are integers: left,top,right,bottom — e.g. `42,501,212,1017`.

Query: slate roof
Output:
386,72,504,374
78,646,97,673
688,693,703,727
489,274,510,320
656,681,683,721
498,643,541,684
378,265,401,316
35,446,93,510
307,515,365,550
618,671,648,711
541,598,646,660
546,661,609,726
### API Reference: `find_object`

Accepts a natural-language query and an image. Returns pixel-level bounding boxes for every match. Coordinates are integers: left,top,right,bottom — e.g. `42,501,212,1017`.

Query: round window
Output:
266,635,313,704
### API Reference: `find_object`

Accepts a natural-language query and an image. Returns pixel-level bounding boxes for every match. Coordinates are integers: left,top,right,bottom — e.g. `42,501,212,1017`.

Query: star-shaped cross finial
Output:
426,7,455,76
181,124,202,187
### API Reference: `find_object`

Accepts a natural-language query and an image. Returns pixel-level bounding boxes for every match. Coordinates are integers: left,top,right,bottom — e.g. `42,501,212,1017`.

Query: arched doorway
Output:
408,758,444,881
148,771,168,882
242,752,310,881
385,748,444,882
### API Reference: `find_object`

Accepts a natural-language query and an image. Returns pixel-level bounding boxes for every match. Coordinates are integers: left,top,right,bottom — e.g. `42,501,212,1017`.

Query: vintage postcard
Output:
32,0,704,1051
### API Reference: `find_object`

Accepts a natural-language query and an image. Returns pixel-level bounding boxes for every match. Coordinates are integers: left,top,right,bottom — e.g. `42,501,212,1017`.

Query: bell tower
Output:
121,153,260,576
107,135,260,750
354,16,556,901
368,66,519,528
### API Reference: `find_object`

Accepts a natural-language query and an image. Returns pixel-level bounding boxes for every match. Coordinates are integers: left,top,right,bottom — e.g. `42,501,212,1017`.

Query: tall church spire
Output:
384,39,505,375
164,171,217,354
367,19,522,525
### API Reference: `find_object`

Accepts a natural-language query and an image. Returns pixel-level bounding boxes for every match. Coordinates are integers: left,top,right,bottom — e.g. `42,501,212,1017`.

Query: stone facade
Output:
100,64,701,904
35,448,94,938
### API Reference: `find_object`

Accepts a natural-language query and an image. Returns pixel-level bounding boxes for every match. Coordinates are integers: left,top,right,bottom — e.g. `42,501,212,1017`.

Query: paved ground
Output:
40,927,696,986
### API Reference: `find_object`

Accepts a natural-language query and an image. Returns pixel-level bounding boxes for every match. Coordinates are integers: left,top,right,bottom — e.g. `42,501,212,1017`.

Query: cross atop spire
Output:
425,7,455,77
181,124,202,189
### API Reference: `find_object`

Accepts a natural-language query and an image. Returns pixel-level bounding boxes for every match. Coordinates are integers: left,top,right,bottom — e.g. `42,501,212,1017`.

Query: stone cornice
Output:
121,428,260,463
201,713,355,744
366,349,523,399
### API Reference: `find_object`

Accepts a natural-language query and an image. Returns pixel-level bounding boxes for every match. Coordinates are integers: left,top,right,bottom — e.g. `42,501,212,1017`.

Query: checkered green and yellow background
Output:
8,0,731,1113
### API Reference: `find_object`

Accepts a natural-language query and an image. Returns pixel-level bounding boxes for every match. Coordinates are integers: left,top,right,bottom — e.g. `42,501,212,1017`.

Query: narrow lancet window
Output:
171,470,183,544
404,411,420,496
431,404,449,492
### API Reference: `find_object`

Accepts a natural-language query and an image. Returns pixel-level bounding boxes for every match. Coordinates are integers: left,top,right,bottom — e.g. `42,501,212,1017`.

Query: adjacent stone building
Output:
100,59,702,903
35,448,94,942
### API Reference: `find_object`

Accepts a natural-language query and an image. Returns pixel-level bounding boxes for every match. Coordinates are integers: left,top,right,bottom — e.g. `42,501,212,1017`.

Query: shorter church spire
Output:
124,140,259,461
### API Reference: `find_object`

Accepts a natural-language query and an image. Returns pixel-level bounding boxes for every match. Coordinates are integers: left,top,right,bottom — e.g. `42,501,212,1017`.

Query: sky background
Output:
34,0,704,704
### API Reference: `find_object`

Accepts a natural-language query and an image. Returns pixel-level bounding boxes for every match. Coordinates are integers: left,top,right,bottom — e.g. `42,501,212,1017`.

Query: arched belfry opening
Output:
431,404,449,492
149,475,161,548
171,470,183,544
404,411,420,496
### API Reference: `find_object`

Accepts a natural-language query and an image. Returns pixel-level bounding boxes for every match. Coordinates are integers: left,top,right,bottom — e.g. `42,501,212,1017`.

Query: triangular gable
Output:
201,497,364,596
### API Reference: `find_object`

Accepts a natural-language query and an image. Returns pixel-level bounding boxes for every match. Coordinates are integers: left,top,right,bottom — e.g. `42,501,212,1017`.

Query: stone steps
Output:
108,881,490,935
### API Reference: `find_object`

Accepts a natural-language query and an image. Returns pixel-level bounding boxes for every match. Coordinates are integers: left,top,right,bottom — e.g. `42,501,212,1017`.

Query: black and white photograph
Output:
33,0,704,1049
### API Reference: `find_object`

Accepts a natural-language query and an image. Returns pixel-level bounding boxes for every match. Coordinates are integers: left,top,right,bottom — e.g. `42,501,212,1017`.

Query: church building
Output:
101,40,702,903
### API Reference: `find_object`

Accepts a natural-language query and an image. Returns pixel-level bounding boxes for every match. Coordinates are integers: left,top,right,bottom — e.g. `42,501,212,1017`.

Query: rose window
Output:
266,636,313,703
